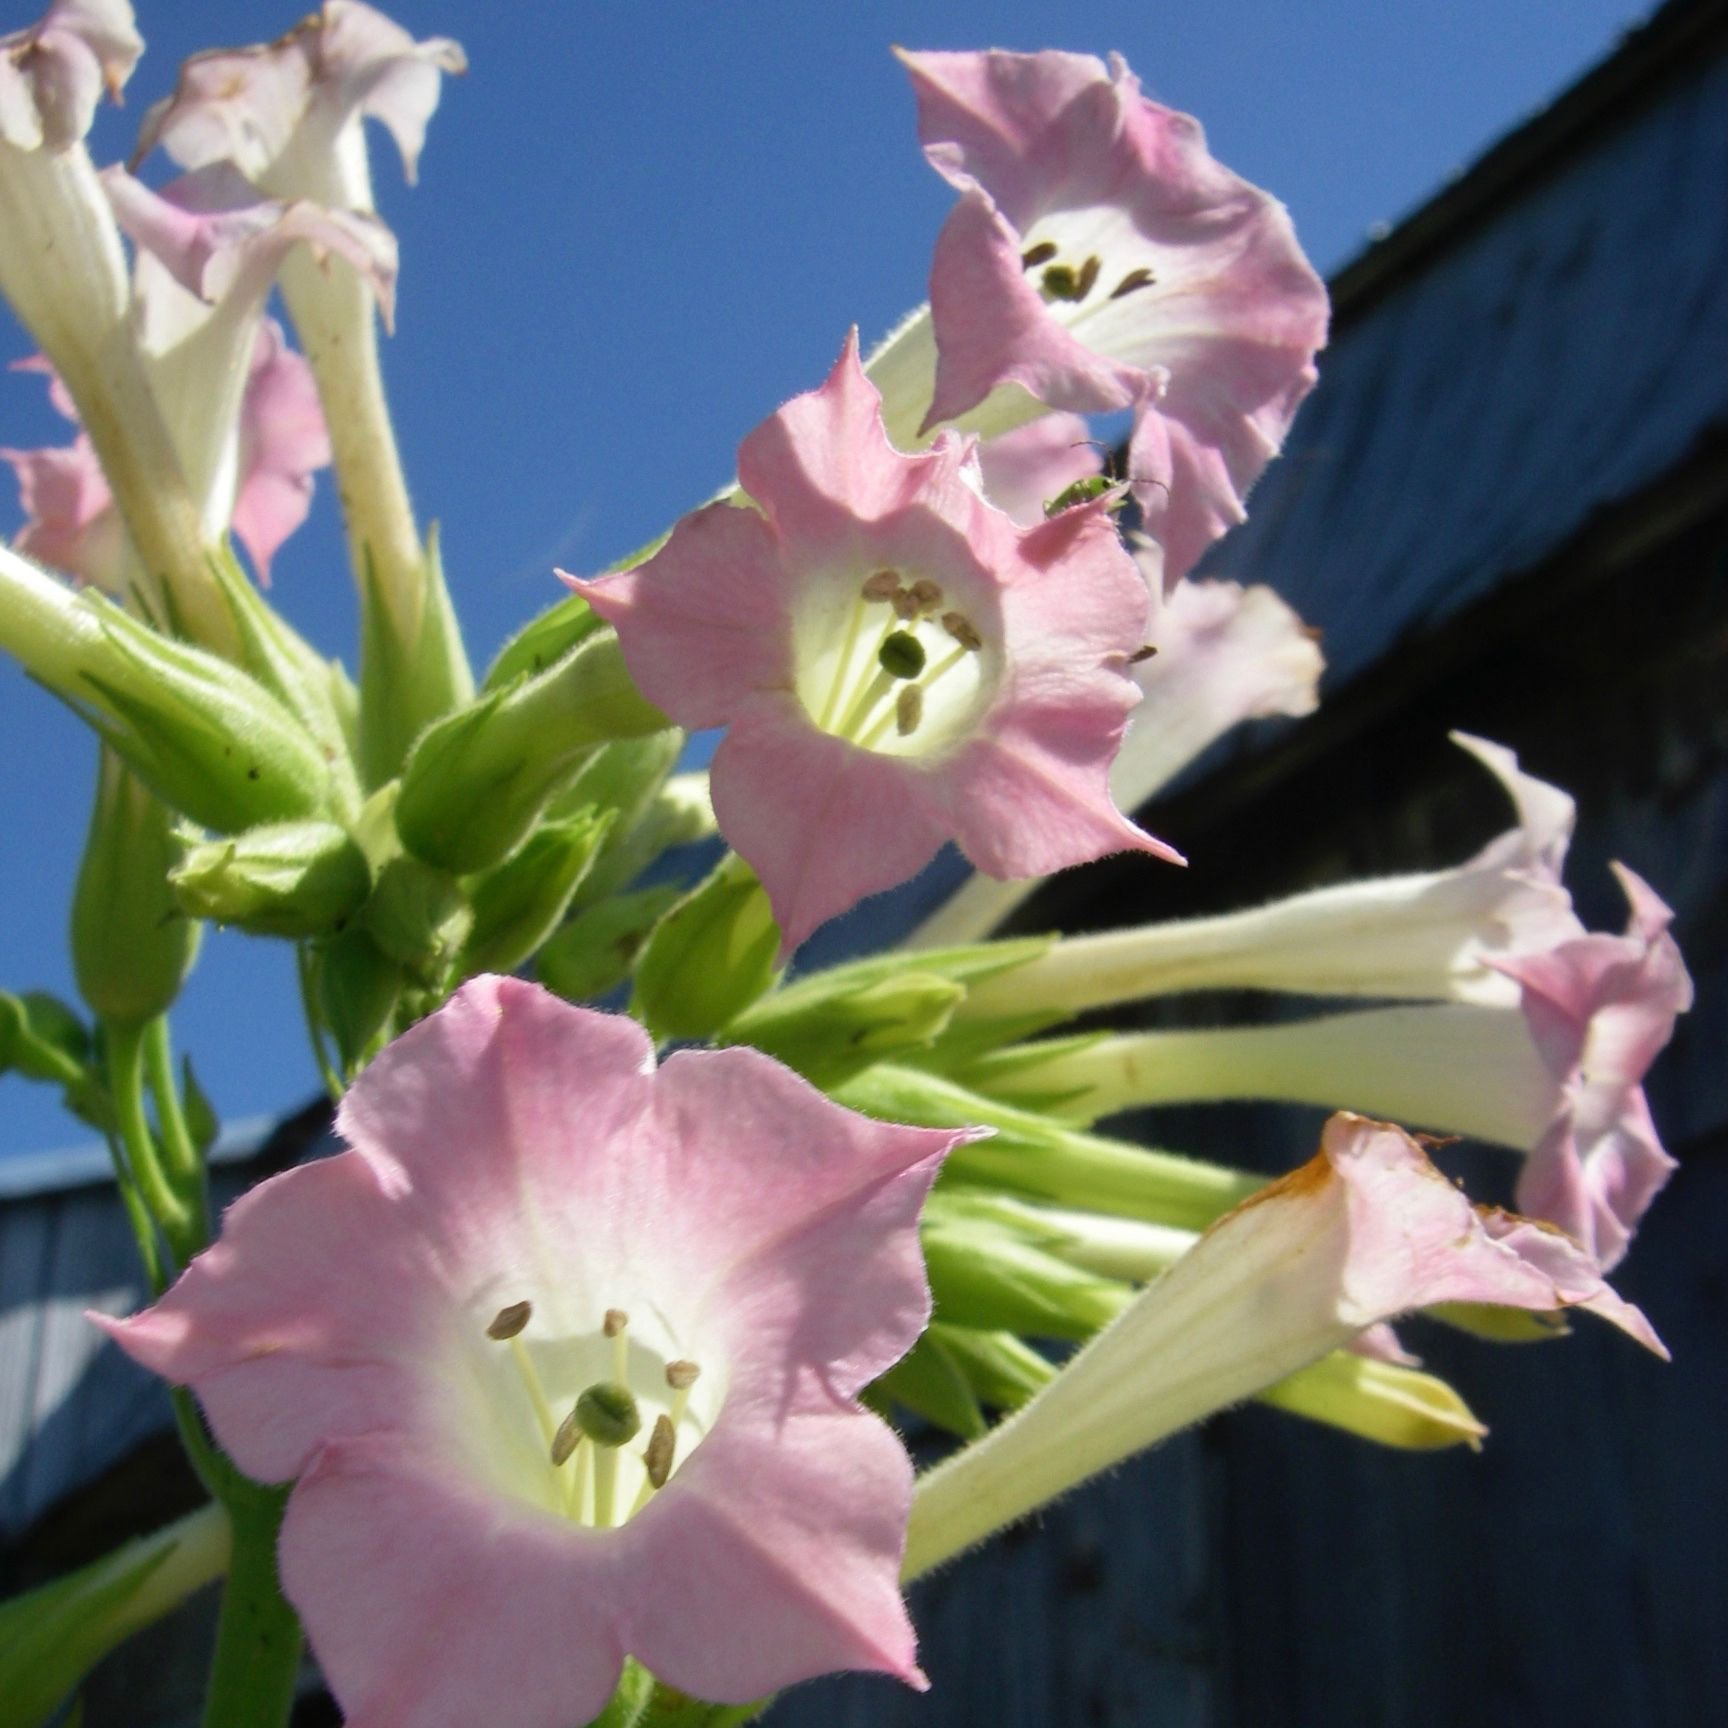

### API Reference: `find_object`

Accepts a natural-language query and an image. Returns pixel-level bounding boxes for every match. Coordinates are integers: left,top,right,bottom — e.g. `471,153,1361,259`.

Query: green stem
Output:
104,1018,198,1264
201,1486,303,1728
143,1017,210,1242
103,1129,166,1295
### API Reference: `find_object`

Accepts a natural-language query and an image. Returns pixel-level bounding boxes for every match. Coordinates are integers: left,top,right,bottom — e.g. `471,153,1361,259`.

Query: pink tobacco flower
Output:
904,1112,1664,1575
1,427,124,587
1494,864,1693,1270
583,334,1176,957
101,977,970,1724
0,0,141,153
900,48,1328,587
135,0,466,209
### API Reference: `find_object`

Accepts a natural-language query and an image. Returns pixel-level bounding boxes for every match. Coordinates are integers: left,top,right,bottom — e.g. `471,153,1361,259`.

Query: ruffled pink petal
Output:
93,1152,452,1483
1,432,125,587
1493,866,1691,1267
615,1398,925,1700
710,700,954,955
104,161,399,332
280,1438,630,1728
0,0,140,152
136,2,463,189
230,317,330,583
739,330,966,563
577,502,798,729
973,412,1101,525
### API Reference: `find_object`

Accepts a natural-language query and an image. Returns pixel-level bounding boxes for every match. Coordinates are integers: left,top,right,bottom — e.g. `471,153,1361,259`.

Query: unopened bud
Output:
169,820,370,939
487,1301,532,1341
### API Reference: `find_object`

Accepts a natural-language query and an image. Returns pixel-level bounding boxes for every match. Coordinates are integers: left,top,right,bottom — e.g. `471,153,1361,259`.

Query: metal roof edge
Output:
1327,0,1728,325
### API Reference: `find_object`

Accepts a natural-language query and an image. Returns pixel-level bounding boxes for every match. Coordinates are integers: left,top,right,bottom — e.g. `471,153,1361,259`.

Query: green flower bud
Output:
72,752,200,1026
538,885,684,1003
483,590,605,692
632,854,780,1042
569,770,715,913
395,630,669,875
169,820,371,939
723,970,968,1088
1258,1351,1488,1451
38,571,335,833
362,856,472,985
458,809,615,977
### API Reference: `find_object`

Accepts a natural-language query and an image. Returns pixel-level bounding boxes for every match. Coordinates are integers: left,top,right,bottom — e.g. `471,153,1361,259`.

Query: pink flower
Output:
135,0,465,208
582,334,1176,957
900,48,1328,587
100,977,972,1724
1494,864,1693,1270
904,1112,1664,1575
0,0,141,153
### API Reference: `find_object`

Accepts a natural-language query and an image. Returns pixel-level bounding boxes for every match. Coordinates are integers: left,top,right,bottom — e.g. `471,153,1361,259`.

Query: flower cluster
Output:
0,6,1690,1728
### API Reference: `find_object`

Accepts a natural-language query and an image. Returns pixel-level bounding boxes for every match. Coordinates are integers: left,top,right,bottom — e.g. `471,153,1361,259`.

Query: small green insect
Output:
1042,474,1127,517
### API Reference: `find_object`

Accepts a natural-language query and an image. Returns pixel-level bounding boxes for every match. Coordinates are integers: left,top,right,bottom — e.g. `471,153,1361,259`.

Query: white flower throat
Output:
796,568,994,758
486,1301,713,1529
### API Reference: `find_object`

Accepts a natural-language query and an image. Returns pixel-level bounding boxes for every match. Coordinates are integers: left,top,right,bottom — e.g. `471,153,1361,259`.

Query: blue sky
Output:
0,0,1648,1158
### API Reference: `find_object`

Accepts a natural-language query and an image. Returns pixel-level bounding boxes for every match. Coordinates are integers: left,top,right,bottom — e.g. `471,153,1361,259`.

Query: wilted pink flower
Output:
900,48,1328,587
1495,863,1693,1270
1,425,123,586
0,0,140,153
135,0,465,208
583,333,1177,956
101,977,971,1724
904,1111,1664,1575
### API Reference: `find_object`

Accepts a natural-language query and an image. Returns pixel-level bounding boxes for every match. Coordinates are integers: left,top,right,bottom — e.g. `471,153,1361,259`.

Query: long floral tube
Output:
901,1114,1664,1579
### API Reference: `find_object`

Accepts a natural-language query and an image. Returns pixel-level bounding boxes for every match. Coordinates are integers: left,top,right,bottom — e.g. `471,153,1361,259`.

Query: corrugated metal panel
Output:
1209,47,1728,691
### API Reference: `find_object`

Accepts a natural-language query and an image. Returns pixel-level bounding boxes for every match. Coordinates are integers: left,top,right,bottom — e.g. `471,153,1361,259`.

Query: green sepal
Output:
0,989,89,1085
720,938,1056,1087
180,1054,219,1157
1430,1301,1572,1344
538,885,684,1003
875,1330,988,1439
485,590,605,692
362,855,471,985
72,753,200,1026
395,632,668,875
631,854,780,1042
314,924,405,1073
930,1325,1057,1412
205,544,360,819
1258,1350,1488,1450
571,771,714,912
939,1030,1116,1118
458,808,616,976
74,600,335,834
357,523,476,790
169,819,371,940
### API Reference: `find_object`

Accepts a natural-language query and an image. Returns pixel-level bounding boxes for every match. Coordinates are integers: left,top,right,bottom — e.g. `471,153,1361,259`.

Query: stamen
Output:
1020,240,1058,268
890,588,922,621
895,685,923,737
604,1308,629,1383
878,631,927,680
861,569,901,601
1074,254,1102,300
1129,643,1158,664
940,611,983,652
645,1413,676,1489
1111,266,1156,298
907,578,944,617
666,1360,701,1433
551,1409,583,1467
487,1300,532,1340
